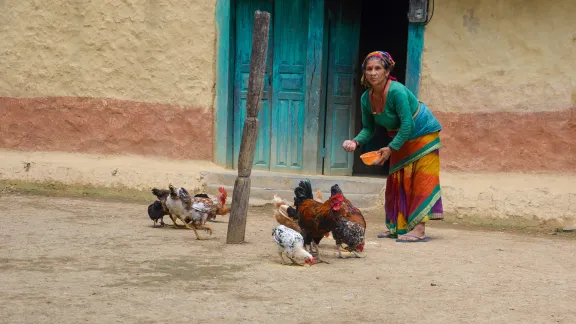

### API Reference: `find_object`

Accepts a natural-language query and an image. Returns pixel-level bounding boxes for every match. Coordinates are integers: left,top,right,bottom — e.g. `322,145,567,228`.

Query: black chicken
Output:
148,200,167,227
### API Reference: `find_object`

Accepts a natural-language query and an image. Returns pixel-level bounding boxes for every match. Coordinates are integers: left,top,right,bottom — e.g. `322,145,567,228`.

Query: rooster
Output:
272,225,316,266
330,184,366,230
311,190,333,239
286,179,345,263
329,184,366,255
165,184,213,240
192,188,229,222
147,200,167,227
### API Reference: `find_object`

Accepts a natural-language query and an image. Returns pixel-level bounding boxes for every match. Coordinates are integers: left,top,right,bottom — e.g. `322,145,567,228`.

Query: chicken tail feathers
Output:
179,187,190,199
294,179,313,208
151,188,169,200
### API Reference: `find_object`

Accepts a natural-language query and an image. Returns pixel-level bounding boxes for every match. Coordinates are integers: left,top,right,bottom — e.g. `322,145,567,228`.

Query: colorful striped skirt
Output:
384,131,444,237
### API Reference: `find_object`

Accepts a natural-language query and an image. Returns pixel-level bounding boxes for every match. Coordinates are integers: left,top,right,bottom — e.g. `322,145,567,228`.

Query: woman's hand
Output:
342,140,358,152
373,147,392,165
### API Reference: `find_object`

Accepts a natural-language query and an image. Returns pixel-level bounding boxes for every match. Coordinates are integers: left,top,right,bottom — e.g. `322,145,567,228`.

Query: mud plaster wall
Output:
0,0,217,107
419,0,576,113
0,0,217,160
418,0,576,173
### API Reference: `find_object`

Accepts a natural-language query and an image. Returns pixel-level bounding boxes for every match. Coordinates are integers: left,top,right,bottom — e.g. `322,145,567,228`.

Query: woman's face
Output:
364,58,389,87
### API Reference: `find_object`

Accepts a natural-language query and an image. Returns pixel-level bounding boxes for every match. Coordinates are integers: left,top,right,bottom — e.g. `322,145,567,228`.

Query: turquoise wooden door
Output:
233,0,310,173
233,0,274,170
269,0,309,172
322,0,361,176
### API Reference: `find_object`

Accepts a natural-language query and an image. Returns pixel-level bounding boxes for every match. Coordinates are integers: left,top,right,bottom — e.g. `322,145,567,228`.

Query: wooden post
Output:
226,10,271,244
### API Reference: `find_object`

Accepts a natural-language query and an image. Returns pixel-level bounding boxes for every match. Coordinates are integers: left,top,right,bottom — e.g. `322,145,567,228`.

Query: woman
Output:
342,51,443,243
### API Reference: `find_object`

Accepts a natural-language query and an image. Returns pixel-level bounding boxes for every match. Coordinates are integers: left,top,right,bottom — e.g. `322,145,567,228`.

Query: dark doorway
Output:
352,0,409,177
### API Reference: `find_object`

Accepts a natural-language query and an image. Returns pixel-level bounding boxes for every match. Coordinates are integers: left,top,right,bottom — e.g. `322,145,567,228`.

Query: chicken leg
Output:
286,255,304,266
337,244,345,259
168,214,185,228
153,218,166,227
278,252,286,265
196,224,213,235
338,245,365,259
311,250,330,264
310,241,319,254
174,215,207,240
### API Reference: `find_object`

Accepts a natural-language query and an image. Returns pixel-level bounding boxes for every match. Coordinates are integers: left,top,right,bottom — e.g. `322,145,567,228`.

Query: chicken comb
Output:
331,193,344,202
218,187,228,205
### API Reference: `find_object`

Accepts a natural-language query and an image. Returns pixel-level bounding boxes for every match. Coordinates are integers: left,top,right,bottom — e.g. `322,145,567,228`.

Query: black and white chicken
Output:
272,225,316,266
165,184,213,240
331,219,365,258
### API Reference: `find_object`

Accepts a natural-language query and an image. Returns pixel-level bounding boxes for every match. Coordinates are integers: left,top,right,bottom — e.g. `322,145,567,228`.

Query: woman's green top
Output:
353,81,420,151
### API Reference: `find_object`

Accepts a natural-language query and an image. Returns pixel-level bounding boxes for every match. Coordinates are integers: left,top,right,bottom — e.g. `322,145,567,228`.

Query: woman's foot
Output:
377,230,392,238
396,222,428,242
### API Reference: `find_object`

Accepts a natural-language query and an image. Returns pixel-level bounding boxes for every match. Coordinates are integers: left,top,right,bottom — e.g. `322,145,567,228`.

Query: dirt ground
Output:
1,195,575,324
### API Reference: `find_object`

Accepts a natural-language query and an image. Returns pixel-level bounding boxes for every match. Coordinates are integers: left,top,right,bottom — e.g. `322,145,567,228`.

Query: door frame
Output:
213,0,426,174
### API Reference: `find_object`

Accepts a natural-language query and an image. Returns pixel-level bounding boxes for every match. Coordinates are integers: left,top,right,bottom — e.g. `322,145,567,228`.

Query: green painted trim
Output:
405,22,425,97
408,184,441,230
214,0,234,168
316,2,330,174
388,138,442,174
303,0,325,174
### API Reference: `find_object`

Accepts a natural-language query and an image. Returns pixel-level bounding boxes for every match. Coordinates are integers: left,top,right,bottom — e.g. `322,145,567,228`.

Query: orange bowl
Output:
360,151,381,165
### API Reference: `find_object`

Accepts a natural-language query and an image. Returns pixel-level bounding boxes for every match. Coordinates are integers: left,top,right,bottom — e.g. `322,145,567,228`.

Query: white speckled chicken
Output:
272,225,316,266
165,184,213,240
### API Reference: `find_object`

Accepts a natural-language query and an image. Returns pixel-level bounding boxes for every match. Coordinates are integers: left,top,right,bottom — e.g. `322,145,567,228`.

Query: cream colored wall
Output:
419,0,576,113
0,0,217,109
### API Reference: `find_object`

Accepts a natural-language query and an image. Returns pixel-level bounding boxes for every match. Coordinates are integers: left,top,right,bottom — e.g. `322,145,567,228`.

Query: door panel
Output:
233,0,274,170
323,0,361,175
270,0,309,172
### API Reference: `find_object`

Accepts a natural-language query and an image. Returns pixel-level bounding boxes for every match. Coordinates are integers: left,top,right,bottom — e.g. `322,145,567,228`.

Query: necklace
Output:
369,77,390,114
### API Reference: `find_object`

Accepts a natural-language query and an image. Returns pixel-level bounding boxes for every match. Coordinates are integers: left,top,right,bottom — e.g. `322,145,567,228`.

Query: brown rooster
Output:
329,184,366,255
330,184,366,230
286,179,345,263
192,188,230,222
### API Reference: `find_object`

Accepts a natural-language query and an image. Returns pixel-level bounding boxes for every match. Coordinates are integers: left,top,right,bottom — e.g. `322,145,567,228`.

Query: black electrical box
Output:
408,0,428,23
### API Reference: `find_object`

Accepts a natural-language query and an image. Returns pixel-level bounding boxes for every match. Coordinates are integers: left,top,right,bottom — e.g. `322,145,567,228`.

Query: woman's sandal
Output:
377,232,393,238
395,234,430,243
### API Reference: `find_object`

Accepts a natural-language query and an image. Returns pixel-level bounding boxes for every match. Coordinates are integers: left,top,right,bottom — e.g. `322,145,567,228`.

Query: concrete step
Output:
201,170,386,209
201,170,386,195
205,184,380,209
